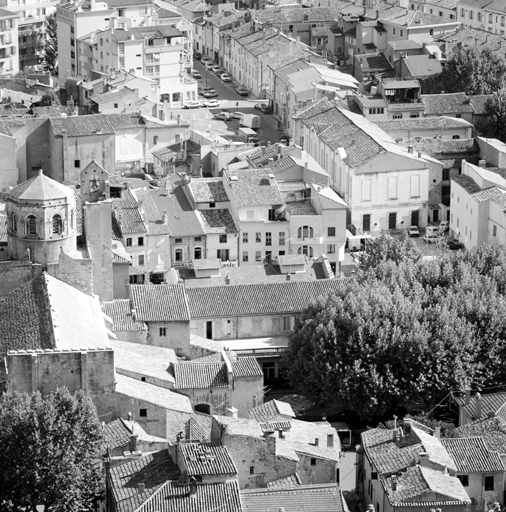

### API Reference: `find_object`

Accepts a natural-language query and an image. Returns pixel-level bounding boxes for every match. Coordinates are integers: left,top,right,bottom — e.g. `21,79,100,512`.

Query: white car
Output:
423,233,444,244
229,112,243,120
408,226,420,237
184,100,202,109
439,220,449,232
203,99,220,108
220,73,231,82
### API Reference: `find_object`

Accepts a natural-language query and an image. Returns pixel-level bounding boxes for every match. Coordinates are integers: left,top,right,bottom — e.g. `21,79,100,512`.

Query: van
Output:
425,226,440,235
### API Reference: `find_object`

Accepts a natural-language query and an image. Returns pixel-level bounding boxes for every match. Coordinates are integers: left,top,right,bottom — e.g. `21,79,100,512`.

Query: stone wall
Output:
47,250,93,296
0,259,43,296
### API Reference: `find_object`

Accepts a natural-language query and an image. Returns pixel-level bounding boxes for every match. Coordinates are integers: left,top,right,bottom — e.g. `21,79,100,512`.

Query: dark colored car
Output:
254,103,272,114
193,51,202,60
446,239,464,250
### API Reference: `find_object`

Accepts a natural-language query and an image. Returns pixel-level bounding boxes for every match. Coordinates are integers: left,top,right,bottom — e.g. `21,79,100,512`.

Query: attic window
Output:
175,237,183,244
139,409,147,417
371,472,378,480
311,458,317,466
74,160,81,168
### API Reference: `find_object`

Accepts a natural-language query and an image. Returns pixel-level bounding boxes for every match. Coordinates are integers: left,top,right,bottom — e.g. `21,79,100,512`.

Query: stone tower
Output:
6,170,77,267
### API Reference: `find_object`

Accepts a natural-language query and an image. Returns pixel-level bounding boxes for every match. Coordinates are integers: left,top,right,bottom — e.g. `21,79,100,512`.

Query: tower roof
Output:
9,170,73,202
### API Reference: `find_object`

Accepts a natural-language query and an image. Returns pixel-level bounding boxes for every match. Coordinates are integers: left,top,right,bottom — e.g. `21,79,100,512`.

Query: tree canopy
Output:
481,88,506,142
422,47,506,95
42,12,58,75
283,242,506,419
0,388,104,511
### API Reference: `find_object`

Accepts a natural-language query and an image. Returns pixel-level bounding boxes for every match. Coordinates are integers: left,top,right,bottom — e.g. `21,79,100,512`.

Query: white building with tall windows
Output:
0,8,19,75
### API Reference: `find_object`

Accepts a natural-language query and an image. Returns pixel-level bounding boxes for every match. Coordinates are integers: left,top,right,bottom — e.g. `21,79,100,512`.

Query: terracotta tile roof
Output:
106,113,144,129
259,420,293,432
453,416,506,454
231,358,263,378
107,450,180,512
382,465,471,505
371,443,424,475
375,116,472,132
189,178,228,203
441,437,505,473
186,416,212,442
265,473,301,489
453,391,506,421
469,95,492,115
112,253,131,264
112,188,148,236
91,88,137,105
398,138,478,157
252,6,334,23
198,209,237,234
249,399,295,422
242,483,348,512
179,443,237,476
244,144,301,167
130,284,190,322
224,169,284,207
101,299,147,332
50,114,115,137
135,480,242,512
186,279,348,318
173,362,228,389
422,93,474,115
468,187,504,202
402,55,443,78
190,334,223,353
452,174,483,195
103,418,132,453
316,186,348,209
9,171,73,202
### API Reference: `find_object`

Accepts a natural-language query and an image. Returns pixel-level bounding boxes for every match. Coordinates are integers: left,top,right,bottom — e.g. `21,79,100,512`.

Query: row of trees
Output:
284,235,506,419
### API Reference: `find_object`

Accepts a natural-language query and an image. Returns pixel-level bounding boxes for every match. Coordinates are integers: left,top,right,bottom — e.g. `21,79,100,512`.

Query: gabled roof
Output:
186,279,348,318
189,178,229,202
265,473,301,489
103,417,168,453
224,169,284,208
112,188,148,235
135,480,242,512
9,170,73,202
108,450,180,512
453,416,506,454
453,391,506,421
0,274,109,361
102,299,147,332
382,465,470,506
249,399,295,422
179,443,237,476
173,362,229,389
130,283,190,322
374,116,472,131
242,483,349,512
441,437,505,473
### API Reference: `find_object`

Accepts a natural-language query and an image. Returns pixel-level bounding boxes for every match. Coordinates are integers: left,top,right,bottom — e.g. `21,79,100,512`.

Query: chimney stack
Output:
127,412,133,421
278,429,285,438
314,438,319,446
434,426,441,439
162,209,168,225
225,274,231,284
268,157,275,168
408,145,413,154
478,159,486,168
475,392,482,418
286,273,291,281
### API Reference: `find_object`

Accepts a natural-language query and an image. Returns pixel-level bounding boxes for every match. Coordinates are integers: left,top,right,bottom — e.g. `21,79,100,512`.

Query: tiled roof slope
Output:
224,169,284,207
198,209,237,234
231,358,263,378
112,188,148,235
136,480,242,512
101,299,147,332
9,170,73,202
186,279,348,318
103,418,132,452
189,178,229,202
130,284,190,322
265,473,301,489
453,416,506,453
453,391,506,420
374,116,472,131
179,443,237,476
421,93,474,115
108,450,180,512
452,174,483,195
173,362,229,389
249,399,295,422
242,483,349,512
50,114,115,136
441,437,505,473
382,465,470,505
0,274,111,359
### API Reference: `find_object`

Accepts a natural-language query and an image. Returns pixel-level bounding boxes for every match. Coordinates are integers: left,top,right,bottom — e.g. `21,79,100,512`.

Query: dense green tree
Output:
481,88,506,142
42,12,58,75
34,90,61,107
422,47,506,95
0,388,104,511
284,244,506,419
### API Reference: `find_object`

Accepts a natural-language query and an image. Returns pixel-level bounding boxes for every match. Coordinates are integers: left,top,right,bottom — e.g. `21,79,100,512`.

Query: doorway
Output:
433,209,439,222
388,212,397,230
411,210,419,227
194,404,211,414
206,321,213,339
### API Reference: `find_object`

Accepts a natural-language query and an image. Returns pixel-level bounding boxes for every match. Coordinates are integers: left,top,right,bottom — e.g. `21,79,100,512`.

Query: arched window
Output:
52,214,62,235
194,247,202,260
298,246,313,257
297,226,314,239
26,215,37,236
9,213,17,233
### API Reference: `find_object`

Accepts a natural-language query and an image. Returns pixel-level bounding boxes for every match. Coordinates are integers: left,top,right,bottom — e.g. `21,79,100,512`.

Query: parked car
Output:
201,55,212,63
446,239,464,250
192,70,202,79
439,220,450,232
204,61,214,70
214,111,231,121
423,233,444,244
254,103,272,114
229,112,243,120
203,99,220,107
211,65,221,73
408,226,420,237
184,100,202,109
425,226,440,235
220,73,231,82
235,86,249,96
193,51,202,60
202,90,218,98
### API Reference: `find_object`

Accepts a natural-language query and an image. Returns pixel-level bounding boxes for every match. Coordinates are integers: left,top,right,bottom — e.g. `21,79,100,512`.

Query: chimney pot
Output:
478,159,486,168
286,273,291,281
475,392,482,418
127,412,133,421
314,437,319,446
408,145,414,154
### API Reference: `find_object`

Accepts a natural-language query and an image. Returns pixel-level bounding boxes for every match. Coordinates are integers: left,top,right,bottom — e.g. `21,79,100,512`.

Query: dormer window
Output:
52,214,63,235
26,215,37,236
